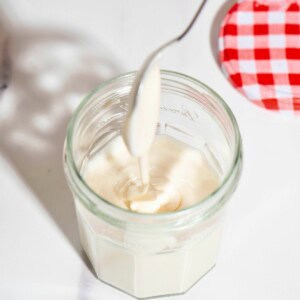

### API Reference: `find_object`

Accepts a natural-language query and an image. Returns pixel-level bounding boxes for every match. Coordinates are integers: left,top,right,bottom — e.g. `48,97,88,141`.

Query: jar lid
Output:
219,0,300,115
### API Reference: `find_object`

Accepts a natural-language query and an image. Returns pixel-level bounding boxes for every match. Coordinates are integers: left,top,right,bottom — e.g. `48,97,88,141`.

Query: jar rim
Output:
65,70,242,222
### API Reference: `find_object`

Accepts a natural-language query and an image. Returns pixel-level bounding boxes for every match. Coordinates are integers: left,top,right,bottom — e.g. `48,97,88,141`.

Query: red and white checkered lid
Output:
219,0,300,115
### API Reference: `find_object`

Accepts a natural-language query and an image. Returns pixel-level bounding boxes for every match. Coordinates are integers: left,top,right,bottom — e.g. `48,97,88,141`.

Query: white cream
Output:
122,63,161,188
82,135,220,214
122,63,161,158
79,134,223,298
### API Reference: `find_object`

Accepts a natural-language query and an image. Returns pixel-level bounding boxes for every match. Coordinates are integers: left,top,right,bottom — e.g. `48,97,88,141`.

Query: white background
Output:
0,0,300,299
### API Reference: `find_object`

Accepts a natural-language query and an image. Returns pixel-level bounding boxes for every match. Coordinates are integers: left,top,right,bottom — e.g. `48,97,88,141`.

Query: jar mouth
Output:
65,70,242,221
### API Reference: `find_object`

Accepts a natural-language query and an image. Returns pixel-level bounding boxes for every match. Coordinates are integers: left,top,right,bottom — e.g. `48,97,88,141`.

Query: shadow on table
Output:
209,0,236,65
0,22,123,265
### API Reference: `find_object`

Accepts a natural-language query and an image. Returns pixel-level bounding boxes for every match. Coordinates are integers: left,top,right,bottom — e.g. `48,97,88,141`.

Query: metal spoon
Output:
123,0,208,158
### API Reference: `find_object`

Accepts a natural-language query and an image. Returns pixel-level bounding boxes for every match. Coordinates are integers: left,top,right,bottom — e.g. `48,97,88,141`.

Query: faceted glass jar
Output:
64,71,242,299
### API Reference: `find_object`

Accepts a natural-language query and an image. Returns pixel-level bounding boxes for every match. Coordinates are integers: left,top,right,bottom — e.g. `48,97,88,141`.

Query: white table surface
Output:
1,0,300,299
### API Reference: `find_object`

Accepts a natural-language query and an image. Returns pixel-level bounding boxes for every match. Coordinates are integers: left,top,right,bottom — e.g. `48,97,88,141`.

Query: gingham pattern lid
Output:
219,0,300,115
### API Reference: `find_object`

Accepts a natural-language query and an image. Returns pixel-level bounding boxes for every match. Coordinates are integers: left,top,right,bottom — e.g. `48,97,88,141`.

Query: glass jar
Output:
64,71,242,299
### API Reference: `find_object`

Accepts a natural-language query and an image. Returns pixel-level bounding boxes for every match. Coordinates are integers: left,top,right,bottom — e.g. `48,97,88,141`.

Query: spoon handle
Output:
177,0,208,42
145,0,208,62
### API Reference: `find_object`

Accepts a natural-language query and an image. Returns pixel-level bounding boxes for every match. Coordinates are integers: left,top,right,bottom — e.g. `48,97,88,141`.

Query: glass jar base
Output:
94,264,216,300
76,202,221,299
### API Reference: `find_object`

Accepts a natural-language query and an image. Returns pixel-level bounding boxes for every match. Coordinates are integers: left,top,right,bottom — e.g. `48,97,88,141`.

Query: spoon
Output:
122,0,208,159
